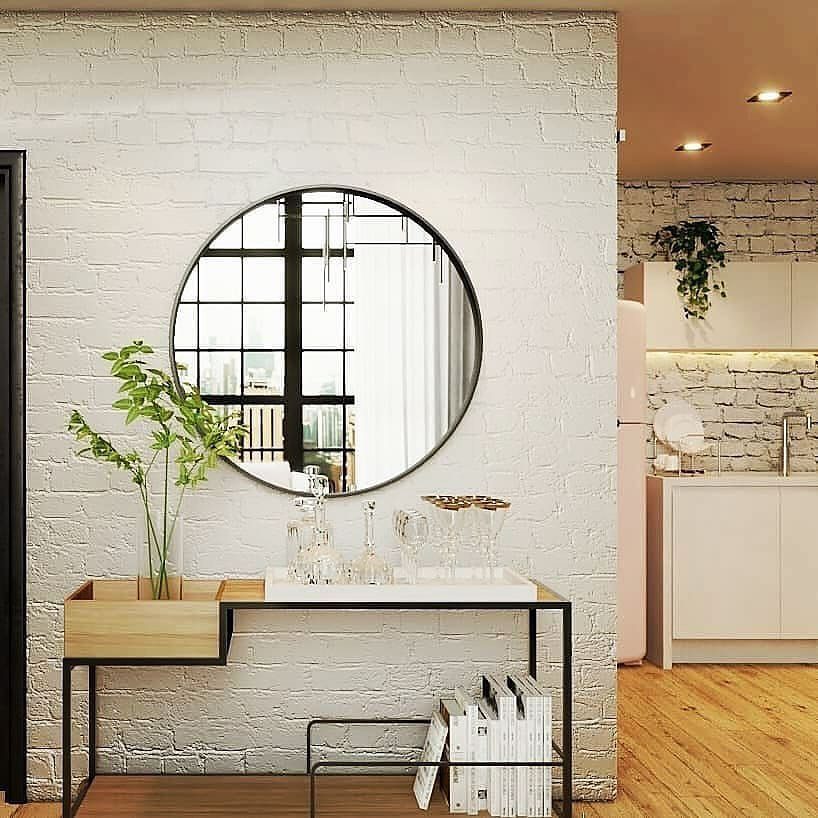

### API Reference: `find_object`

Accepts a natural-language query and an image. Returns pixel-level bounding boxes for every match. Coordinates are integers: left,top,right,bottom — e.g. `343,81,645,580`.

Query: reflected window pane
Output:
302,304,343,349
244,258,285,302
345,452,355,490
243,203,283,249
200,304,241,348
301,203,344,250
344,305,354,349
174,304,197,349
302,352,343,395
346,406,355,448
345,351,354,395
303,405,344,450
302,451,343,493
344,262,355,301
200,351,240,395
244,305,285,349
175,351,198,388
244,352,284,396
302,257,344,302
242,404,285,452
199,257,242,302
302,190,344,203
180,268,198,302
209,219,242,250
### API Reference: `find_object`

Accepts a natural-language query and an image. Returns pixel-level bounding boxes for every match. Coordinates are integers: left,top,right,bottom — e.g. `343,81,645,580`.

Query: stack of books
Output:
415,672,553,816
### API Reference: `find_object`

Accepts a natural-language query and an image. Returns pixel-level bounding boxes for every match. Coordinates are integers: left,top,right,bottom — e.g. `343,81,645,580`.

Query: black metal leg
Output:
528,607,537,679
88,665,96,780
562,604,573,818
62,660,72,818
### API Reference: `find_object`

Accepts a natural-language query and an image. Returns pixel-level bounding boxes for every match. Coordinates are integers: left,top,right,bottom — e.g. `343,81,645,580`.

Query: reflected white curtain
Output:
354,242,449,488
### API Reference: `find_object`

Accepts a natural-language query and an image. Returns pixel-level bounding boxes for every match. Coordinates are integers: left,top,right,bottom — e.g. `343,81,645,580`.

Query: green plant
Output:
652,220,727,319
68,341,247,599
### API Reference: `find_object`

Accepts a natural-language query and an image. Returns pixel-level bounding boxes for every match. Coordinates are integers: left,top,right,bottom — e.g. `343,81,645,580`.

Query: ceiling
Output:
2,0,816,180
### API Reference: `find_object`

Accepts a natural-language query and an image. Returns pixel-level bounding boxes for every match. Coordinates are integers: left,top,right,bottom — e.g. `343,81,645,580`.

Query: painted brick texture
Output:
3,11,618,801
619,180,818,471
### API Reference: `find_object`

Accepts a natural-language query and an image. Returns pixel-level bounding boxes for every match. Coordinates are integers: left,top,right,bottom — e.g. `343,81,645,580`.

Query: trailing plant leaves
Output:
652,220,726,320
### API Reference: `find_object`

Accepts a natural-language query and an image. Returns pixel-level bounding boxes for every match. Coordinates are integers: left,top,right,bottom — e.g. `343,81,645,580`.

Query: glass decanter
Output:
304,465,343,585
353,501,393,585
286,497,316,583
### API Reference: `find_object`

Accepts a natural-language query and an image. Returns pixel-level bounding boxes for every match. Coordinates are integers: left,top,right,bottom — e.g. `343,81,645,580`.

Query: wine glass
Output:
401,510,429,585
476,500,510,581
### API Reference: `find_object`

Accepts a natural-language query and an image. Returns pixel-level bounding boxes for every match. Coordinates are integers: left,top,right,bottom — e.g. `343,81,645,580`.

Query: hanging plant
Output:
651,220,727,320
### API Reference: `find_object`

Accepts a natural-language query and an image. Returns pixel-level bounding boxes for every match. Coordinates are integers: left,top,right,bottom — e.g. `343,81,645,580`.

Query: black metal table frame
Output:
63,595,572,818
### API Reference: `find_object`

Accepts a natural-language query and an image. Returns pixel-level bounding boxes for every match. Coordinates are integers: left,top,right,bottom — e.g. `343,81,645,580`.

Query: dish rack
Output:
651,431,725,476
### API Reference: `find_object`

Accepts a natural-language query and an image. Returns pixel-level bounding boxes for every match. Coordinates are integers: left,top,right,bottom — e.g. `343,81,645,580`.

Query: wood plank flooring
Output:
3,664,817,817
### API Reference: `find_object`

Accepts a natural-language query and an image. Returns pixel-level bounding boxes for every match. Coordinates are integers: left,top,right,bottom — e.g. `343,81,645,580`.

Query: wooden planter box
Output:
64,579,224,660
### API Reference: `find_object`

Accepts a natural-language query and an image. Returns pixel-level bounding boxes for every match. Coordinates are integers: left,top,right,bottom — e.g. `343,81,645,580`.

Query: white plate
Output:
660,400,706,454
653,399,693,444
264,566,539,603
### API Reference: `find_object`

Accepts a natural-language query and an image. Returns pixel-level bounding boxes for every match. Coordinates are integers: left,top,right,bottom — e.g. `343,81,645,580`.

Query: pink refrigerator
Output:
617,300,647,665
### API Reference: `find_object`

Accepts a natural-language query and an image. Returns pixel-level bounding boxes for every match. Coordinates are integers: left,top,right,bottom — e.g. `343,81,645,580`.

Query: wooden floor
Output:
3,663,817,817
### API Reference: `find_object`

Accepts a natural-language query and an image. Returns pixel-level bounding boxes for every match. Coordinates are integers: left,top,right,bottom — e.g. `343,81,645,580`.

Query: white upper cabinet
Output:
623,261,795,350
791,262,818,349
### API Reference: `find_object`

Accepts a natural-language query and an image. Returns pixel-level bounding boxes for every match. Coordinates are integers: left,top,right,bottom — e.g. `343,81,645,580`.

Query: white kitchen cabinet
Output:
672,486,781,639
781,487,818,638
791,262,818,349
647,474,818,667
623,261,792,350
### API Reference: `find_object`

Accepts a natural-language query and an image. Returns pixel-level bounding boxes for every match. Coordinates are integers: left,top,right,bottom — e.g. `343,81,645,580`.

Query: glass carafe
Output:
353,501,393,585
287,497,316,583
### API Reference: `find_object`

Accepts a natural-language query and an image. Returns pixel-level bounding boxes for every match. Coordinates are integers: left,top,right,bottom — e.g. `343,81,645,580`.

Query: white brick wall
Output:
619,180,818,470
4,11,618,800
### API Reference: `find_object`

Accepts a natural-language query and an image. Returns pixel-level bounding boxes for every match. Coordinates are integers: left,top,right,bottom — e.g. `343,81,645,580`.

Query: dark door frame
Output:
0,149,26,803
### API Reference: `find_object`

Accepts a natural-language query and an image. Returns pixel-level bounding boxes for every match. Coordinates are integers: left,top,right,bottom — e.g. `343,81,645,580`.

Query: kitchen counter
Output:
646,474,818,667
650,471,818,486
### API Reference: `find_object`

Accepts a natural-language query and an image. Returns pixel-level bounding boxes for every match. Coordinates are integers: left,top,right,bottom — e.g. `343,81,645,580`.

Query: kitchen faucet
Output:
781,410,812,477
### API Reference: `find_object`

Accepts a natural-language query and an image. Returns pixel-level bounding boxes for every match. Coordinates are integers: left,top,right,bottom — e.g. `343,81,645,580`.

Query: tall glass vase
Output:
138,499,184,600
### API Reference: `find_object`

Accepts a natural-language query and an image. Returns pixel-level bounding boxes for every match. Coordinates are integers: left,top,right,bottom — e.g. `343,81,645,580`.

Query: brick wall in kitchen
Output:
618,180,818,471
4,11,618,800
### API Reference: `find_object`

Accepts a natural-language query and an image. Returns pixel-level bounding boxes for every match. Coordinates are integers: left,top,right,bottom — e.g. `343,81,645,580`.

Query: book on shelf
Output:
414,711,448,811
440,698,468,813
483,674,517,817
454,686,486,816
477,696,503,817
508,673,553,818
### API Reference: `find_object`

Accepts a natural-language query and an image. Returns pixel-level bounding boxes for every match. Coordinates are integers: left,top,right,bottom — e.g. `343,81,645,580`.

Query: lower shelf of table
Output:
75,774,450,817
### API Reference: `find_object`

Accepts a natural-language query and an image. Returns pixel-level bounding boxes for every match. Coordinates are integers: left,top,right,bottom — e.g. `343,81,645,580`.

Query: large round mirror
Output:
171,187,482,495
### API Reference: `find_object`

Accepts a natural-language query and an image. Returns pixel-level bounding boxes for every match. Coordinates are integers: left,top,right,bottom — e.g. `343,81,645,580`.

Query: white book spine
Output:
490,718,502,817
527,706,537,817
516,716,528,817
465,705,478,815
449,712,468,813
543,696,552,817
506,703,516,817
475,720,489,813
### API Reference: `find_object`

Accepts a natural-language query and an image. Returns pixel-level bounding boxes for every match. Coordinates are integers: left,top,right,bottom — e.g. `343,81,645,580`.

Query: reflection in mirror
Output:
172,187,481,495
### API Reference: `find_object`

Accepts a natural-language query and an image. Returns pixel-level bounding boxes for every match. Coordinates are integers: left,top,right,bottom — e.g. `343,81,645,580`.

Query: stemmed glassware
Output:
474,500,510,581
393,509,429,585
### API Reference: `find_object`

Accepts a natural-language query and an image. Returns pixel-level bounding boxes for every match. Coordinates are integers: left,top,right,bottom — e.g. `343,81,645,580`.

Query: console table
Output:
63,578,572,818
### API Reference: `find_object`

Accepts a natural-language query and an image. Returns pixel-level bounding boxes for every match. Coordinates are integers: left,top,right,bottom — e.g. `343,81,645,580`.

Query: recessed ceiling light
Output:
675,141,712,152
748,90,792,103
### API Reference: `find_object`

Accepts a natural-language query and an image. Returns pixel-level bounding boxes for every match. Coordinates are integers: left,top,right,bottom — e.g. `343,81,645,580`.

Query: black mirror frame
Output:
170,184,483,498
